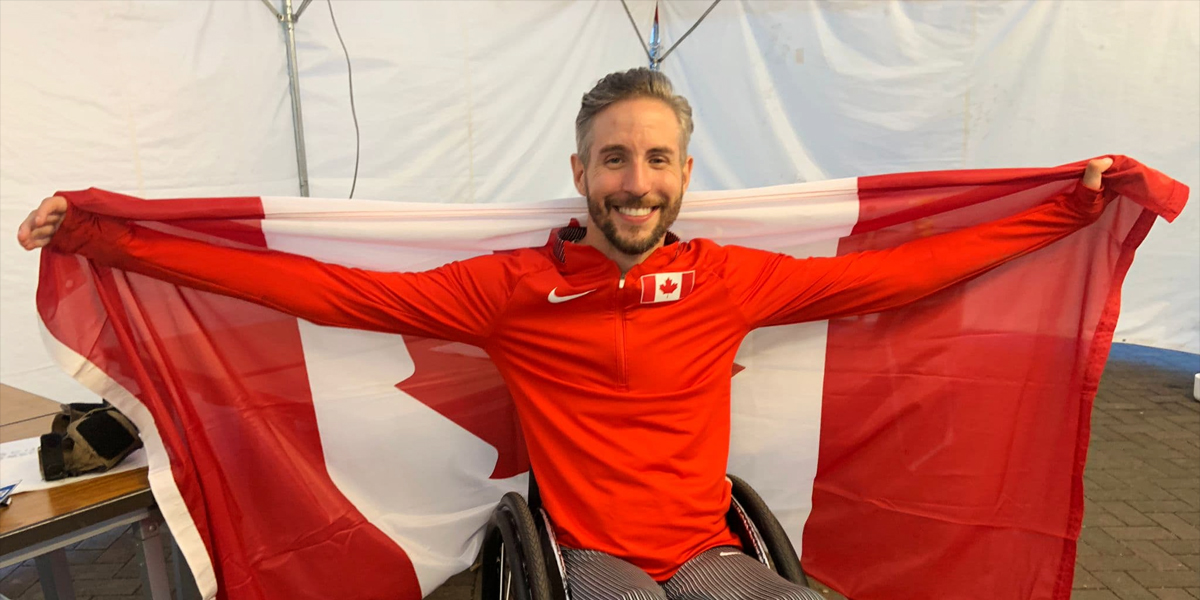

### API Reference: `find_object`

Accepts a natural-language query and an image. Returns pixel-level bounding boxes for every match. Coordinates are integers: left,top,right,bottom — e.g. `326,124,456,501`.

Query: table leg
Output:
33,548,75,600
171,534,201,600
133,517,171,600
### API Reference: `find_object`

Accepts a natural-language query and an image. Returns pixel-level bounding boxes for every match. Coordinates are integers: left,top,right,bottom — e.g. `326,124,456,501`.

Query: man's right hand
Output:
17,196,68,250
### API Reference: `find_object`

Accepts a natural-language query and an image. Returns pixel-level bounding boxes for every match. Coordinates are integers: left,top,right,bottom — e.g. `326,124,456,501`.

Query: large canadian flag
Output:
36,157,1186,600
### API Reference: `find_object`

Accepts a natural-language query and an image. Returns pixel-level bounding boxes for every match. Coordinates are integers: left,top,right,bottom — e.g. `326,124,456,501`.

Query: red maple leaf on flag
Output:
660,278,678,295
395,335,528,480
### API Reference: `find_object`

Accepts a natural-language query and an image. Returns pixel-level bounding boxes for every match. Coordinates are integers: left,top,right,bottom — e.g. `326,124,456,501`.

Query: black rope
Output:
326,0,360,199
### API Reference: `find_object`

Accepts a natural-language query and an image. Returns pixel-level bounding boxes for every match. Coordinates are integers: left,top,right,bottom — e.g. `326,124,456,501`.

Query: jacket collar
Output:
544,220,682,273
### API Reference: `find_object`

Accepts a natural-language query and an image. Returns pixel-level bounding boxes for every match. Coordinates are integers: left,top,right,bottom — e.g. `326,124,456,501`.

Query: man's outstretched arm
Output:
724,158,1115,328
18,197,516,345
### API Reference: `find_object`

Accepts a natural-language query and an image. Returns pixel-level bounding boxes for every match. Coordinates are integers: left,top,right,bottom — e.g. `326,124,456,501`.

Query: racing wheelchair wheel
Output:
475,474,808,598
727,474,810,588
473,491,557,600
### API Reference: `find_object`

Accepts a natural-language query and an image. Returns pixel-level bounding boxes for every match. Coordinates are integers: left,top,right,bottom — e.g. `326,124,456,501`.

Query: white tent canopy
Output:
1,0,1196,404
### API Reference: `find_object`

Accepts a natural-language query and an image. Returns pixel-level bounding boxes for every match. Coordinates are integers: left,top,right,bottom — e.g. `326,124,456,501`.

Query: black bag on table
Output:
38,401,142,481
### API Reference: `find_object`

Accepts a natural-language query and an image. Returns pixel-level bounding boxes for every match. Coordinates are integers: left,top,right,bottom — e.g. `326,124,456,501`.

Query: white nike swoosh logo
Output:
719,551,741,557
547,288,595,304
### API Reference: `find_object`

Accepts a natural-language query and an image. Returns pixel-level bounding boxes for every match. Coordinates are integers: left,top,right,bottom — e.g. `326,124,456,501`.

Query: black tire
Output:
533,508,569,600
727,475,810,587
474,492,554,600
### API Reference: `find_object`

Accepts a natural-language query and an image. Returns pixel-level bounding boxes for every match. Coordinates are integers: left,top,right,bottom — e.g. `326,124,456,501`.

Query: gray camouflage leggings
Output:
561,546,825,600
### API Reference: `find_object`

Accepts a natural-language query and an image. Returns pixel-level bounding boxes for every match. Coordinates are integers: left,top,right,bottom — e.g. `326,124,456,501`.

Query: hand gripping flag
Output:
35,157,1187,600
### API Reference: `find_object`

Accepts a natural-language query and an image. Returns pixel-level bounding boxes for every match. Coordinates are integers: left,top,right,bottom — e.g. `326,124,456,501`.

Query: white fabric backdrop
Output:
2,0,1197,404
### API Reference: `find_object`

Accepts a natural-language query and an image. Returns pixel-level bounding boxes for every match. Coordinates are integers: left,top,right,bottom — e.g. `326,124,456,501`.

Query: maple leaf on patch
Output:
660,278,678,295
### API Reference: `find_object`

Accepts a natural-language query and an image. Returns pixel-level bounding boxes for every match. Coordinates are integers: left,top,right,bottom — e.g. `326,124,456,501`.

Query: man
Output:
19,68,1112,600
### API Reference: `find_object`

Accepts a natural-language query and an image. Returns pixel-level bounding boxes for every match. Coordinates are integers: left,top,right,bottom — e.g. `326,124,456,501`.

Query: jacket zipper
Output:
616,274,628,388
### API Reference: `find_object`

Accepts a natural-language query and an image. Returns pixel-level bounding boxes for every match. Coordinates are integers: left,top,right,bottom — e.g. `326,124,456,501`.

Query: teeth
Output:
615,206,653,217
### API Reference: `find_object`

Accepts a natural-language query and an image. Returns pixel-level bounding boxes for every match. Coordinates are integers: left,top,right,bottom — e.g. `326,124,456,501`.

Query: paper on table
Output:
0,436,147,494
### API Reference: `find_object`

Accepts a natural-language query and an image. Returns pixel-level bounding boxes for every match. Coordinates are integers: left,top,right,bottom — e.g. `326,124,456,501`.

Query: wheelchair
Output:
473,474,810,600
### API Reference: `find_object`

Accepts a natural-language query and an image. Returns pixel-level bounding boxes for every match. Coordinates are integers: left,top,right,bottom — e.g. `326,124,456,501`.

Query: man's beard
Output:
586,190,682,256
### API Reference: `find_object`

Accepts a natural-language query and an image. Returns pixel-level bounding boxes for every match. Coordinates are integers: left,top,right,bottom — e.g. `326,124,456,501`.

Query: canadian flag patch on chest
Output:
640,271,696,304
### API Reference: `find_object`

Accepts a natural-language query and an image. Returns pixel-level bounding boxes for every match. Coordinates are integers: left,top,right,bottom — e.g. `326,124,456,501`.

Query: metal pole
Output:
648,5,661,70
134,516,171,600
33,549,76,600
281,0,311,196
294,0,314,20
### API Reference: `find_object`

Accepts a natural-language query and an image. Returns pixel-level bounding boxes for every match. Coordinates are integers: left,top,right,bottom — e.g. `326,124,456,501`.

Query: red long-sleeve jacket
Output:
49,182,1106,581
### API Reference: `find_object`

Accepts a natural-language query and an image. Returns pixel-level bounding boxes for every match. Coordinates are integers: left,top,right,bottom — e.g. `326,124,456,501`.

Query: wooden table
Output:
0,384,59,444
0,384,191,600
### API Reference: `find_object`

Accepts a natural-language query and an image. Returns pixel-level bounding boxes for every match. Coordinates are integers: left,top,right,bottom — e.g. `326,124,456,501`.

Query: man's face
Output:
571,97,693,256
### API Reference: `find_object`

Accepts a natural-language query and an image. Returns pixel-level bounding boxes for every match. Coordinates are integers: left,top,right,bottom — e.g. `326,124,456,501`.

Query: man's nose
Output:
622,163,653,198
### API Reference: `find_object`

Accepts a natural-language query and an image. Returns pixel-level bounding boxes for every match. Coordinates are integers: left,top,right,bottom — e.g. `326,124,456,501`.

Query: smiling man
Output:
19,68,1113,600
573,86,692,273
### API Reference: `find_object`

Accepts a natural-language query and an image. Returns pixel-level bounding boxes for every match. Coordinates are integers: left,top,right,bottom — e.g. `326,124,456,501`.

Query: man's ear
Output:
570,154,587,196
681,155,694,194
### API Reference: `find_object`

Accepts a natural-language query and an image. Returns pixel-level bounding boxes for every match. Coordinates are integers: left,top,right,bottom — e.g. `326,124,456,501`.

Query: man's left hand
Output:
1082,157,1114,191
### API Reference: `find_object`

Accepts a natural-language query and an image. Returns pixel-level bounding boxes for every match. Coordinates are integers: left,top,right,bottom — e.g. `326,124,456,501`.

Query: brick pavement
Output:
0,523,176,600
2,343,1196,599
1073,344,1199,600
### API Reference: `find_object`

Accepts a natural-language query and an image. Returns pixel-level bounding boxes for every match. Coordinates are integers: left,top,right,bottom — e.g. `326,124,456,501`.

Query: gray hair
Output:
575,68,694,166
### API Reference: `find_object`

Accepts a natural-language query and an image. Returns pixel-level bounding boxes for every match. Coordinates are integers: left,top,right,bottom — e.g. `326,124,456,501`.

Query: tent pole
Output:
621,0,722,70
262,0,312,196
262,0,313,197
282,0,310,196
649,4,661,70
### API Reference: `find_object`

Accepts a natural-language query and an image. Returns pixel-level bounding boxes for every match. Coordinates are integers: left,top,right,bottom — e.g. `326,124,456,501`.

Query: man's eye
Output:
605,157,623,166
